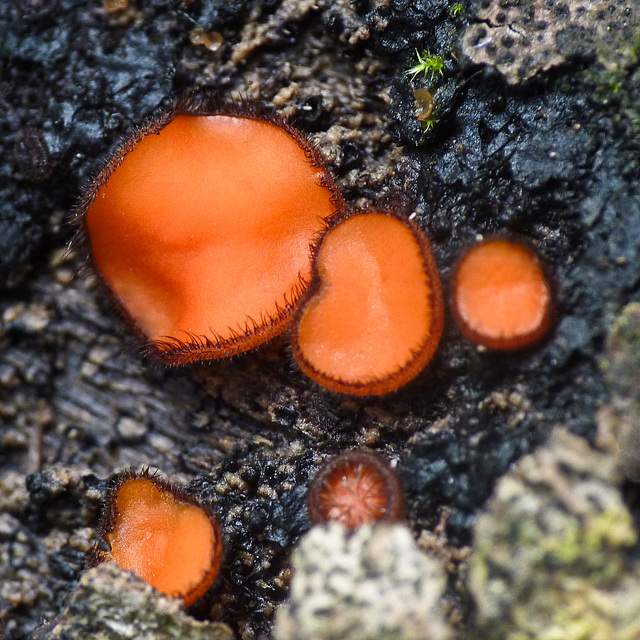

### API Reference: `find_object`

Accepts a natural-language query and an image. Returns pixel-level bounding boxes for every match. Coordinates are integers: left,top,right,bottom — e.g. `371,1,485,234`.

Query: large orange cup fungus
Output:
91,470,223,607
291,210,444,395
308,449,404,529
80,98,345,364
451,237,554,350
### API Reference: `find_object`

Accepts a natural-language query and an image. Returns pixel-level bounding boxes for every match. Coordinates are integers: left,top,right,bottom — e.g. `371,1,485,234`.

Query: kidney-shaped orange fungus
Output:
451,238,553,349
292,211,444,395
82,108,343,364
100,473,222,606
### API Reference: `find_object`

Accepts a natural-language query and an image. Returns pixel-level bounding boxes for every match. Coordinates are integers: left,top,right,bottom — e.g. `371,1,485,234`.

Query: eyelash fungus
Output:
291,209,444,396
78,95,346,365
451,237,554,350
89,469,223,607
307,449,404,529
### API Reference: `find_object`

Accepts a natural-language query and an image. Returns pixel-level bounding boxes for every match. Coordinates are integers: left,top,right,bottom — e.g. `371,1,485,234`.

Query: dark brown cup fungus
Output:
308,449,404,529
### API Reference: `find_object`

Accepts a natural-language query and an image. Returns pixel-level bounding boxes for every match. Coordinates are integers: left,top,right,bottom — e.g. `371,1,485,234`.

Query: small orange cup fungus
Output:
308,449,403,529
291,210,444,395
451,237,554,350
91,470,223,607
79,97,345,364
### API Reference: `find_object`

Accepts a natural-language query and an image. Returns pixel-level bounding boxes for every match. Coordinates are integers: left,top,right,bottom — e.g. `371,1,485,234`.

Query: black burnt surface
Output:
1,0,640,638
0,0,178,285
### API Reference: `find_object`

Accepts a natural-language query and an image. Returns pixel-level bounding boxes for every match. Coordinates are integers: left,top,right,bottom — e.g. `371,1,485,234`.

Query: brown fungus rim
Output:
307,449,404,527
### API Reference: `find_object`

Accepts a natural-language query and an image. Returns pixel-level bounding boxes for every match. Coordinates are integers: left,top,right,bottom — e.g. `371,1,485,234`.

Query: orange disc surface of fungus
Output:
451,237,553,349
308,450,403,529
291,210,444,395
81,99,344,364
96,471,223,607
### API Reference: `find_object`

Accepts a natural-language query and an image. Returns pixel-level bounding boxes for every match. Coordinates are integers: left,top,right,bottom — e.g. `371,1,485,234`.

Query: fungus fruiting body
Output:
291,210,444,395
451,237,553,349
413,89,434,121
92,470,223,606
80,98,344,364
308,450,403,529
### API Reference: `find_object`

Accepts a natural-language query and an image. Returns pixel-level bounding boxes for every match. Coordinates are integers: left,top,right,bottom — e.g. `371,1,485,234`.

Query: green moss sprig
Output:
405,50,445,83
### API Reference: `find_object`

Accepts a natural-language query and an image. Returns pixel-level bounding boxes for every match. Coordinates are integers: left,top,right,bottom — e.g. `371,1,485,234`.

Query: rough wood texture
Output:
2,0,640,638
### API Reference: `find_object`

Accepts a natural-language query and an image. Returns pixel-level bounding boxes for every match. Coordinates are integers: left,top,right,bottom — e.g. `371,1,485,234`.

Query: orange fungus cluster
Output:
80,95,555,395
91,471,222,607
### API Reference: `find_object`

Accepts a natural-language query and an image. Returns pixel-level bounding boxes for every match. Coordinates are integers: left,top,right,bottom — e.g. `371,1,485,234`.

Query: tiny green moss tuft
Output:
421,117,436,131
405,50,445,82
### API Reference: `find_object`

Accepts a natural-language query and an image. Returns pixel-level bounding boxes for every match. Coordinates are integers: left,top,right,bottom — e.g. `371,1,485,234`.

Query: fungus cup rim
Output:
307,449,404,527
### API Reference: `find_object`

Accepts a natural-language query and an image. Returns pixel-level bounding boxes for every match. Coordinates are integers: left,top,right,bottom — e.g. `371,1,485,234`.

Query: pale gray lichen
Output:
274,523,452,640
461,0,639,84
597,302,640,481
469,426,640,640
31,562,234,640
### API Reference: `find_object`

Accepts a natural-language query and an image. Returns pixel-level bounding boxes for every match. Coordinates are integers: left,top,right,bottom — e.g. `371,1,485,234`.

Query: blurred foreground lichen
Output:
598,303,640,482
274,523,452,640
30,562,234,640
469,426,640,640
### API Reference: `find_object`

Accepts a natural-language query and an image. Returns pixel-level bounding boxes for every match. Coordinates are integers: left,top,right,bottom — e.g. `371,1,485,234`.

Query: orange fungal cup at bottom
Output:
90,470,223,607
307,449,404,529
